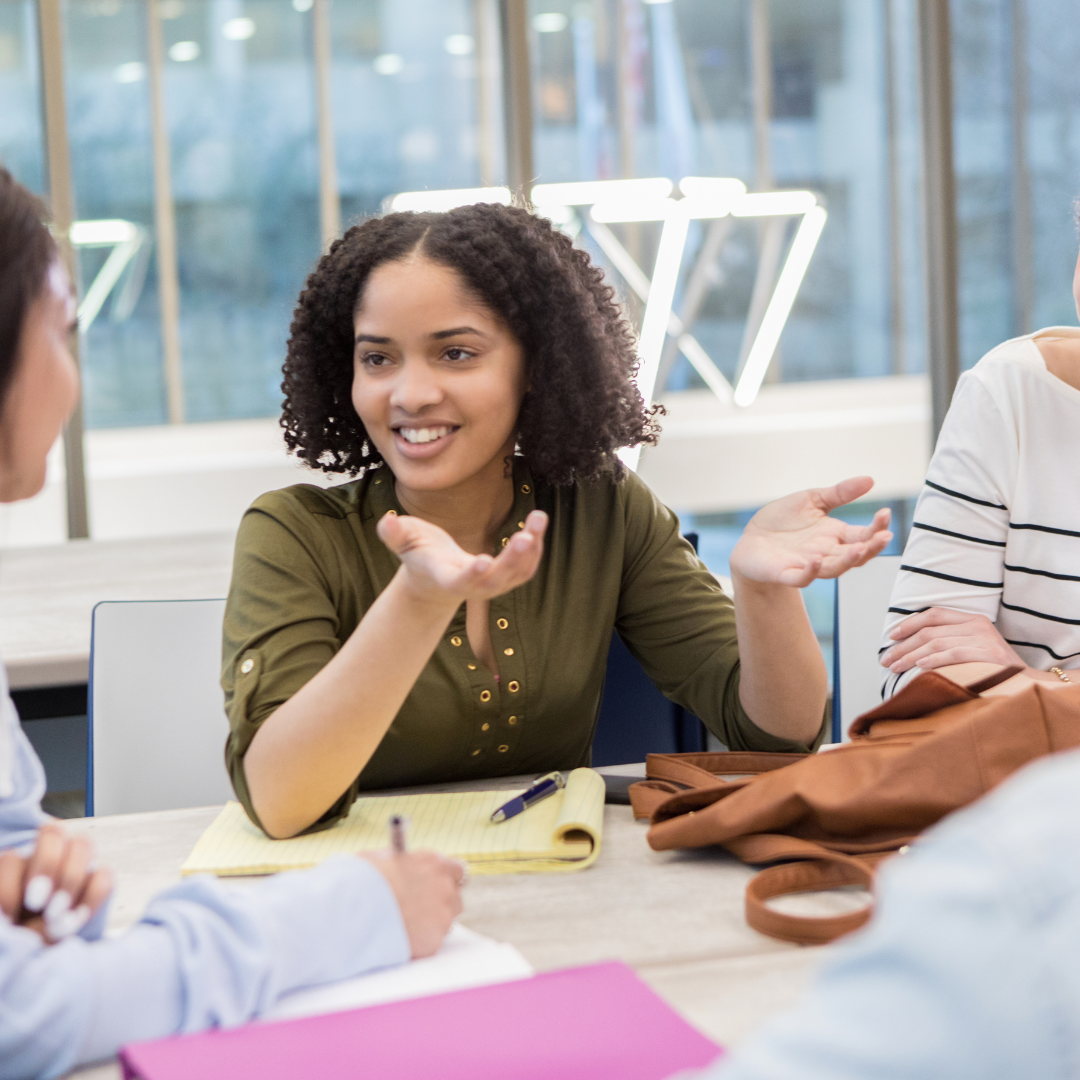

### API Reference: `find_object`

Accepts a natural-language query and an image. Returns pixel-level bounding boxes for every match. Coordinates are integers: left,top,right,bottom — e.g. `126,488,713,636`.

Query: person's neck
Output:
395,450,517,556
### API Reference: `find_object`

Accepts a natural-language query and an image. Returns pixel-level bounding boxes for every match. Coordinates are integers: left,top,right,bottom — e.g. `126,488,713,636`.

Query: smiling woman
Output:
225,202,893,840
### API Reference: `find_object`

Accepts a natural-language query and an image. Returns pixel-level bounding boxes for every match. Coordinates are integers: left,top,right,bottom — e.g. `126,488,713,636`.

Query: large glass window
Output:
528,0,928,393
331,0,485,221
952,0,1080,370
0,0,46,195
161,0,320,423
65,0,164,429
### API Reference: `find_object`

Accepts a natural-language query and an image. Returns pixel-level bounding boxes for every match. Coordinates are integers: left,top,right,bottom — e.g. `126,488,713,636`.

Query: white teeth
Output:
399,426,451,445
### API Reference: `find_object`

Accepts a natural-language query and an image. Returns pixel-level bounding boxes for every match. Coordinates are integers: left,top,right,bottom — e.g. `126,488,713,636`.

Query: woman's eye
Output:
361,352,391,368
444,347,473,362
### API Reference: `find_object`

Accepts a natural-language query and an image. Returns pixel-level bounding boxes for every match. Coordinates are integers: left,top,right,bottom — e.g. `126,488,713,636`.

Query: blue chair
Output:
591,532,709,766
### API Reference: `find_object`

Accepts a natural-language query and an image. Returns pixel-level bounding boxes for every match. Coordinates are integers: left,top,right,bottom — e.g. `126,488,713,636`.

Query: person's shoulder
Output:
247,476,368,523
541,464,658,516
967,331,1060,386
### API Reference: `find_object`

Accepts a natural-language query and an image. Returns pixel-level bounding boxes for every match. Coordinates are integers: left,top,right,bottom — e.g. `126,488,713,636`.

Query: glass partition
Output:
65,0,164,428
528,0,928,393
0,0,46,195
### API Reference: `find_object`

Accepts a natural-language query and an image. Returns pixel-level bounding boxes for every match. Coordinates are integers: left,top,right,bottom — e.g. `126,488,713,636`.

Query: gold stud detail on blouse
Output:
497,618,508,630
498,744,509,753
467,663,477,671
240,658,254,674
501,537,509,547
503,647,514,656
521,484,531,493
450,636,462,647
471,748,481,757
384,509,397,517
508,681,520,693
517,520,525,529
481,723,490,732
480,689,492,703
508,715,518,725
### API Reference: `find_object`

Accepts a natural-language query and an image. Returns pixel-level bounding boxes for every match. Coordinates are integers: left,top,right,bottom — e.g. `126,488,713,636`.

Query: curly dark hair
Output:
281,202,661,485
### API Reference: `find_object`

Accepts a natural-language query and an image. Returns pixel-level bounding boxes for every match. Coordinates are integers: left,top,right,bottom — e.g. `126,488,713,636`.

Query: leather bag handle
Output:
745,856,875,945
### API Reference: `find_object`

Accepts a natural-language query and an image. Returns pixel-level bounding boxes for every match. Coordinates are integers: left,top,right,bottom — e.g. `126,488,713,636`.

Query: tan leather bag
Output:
629,669,1080,945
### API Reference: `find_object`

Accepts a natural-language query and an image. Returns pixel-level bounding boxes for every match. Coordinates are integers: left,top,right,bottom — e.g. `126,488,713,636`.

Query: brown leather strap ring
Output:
745,858,875,945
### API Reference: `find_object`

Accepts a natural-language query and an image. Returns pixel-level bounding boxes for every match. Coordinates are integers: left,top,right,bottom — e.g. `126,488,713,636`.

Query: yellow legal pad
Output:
181,767,605,877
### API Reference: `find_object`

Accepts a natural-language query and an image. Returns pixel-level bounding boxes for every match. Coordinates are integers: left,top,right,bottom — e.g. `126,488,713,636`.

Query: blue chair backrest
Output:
591,532,708,766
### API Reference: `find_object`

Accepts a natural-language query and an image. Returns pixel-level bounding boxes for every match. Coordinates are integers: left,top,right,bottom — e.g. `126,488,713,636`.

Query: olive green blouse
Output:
222,459,824,832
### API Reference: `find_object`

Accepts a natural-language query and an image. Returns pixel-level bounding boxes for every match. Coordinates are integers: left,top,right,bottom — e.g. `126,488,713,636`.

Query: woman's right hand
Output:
362,850,465,958
377,509,548,605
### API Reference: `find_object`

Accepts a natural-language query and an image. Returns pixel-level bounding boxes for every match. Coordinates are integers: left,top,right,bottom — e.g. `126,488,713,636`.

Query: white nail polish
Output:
44,889,71,923
23,875,53,913
48,905,90,941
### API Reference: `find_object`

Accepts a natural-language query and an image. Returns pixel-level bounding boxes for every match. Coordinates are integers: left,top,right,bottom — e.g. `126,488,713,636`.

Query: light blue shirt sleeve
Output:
0,855,410,1080
692,747,1080,1080
0,661,410,1080
0,669,49,854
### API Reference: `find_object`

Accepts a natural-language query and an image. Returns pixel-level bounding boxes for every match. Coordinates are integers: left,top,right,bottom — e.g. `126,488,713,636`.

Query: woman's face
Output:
351,255,526,495
0,261,79,503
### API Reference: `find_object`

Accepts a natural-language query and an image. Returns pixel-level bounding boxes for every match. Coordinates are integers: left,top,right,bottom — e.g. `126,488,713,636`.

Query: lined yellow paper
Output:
181,768,605,877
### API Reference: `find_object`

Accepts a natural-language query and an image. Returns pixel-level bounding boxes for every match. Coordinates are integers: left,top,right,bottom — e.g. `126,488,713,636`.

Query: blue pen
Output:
490,772,565,823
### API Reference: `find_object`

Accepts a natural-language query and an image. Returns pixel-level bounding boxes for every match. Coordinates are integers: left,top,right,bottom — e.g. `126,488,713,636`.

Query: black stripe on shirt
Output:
900,565,1004,589
887,606,929,616
1000,601,1080,626
1004,563,1080,583
1005,639,1080,662
924,479,1007,510
1009,522,1080,539
912,522,1006,547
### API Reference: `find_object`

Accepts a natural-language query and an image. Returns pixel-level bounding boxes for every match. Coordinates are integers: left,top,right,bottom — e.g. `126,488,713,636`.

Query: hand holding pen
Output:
358,813,466,959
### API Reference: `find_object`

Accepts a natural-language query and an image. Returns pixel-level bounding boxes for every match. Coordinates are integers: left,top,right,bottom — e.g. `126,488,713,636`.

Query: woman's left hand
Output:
0,823,113,943
730,476,893,588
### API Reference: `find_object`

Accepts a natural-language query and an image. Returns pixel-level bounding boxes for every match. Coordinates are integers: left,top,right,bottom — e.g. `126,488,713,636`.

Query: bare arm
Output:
244,510,548,838
730,477,893,744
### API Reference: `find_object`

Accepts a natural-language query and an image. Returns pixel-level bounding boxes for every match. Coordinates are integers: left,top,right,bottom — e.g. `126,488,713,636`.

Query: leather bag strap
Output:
644,752,807,789
744,855,876,945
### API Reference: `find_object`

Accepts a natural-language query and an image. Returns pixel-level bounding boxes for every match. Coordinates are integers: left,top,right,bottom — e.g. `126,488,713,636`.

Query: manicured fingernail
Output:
47,904,89,941
24,875,53,913
44,889,71,923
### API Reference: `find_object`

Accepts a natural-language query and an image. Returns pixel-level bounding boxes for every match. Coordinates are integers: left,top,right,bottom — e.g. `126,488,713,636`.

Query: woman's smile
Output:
391,422,461,458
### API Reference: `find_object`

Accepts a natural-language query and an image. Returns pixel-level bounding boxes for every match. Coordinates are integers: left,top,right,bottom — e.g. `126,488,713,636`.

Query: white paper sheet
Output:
267,924,534,1021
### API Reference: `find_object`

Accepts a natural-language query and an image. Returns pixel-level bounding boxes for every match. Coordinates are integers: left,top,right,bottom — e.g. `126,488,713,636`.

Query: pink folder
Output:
120,961,723,1080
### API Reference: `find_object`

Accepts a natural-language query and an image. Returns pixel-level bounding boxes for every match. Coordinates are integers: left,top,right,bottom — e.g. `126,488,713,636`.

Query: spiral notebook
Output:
181,767,605,877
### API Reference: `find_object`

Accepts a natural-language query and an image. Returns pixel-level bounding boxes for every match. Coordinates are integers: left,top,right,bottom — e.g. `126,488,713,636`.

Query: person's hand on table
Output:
362,851,465,959
378,509,548,606
730,476,893,587
881,608,1026,676
0,822,113,943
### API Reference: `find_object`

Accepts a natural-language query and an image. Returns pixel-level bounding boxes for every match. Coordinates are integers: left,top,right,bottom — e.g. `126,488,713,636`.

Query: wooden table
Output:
60,773,848,1079
0,533,234,690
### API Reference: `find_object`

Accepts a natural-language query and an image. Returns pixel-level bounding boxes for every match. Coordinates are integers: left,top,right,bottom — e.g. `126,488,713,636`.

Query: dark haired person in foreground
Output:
0,167,463,1080
687,741,1080,1080
225,203,893,840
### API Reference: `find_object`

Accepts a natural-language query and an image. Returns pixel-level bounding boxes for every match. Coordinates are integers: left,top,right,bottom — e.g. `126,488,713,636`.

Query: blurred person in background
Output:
880,207,1080,698
0,167,463,1080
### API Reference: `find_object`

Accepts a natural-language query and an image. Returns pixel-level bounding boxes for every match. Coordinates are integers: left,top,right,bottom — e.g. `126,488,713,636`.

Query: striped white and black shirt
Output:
881,328,1080,698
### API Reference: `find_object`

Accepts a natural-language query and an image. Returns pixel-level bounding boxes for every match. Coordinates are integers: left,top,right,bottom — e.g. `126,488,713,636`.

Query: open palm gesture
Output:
377,509,549,604
731,476,892,588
